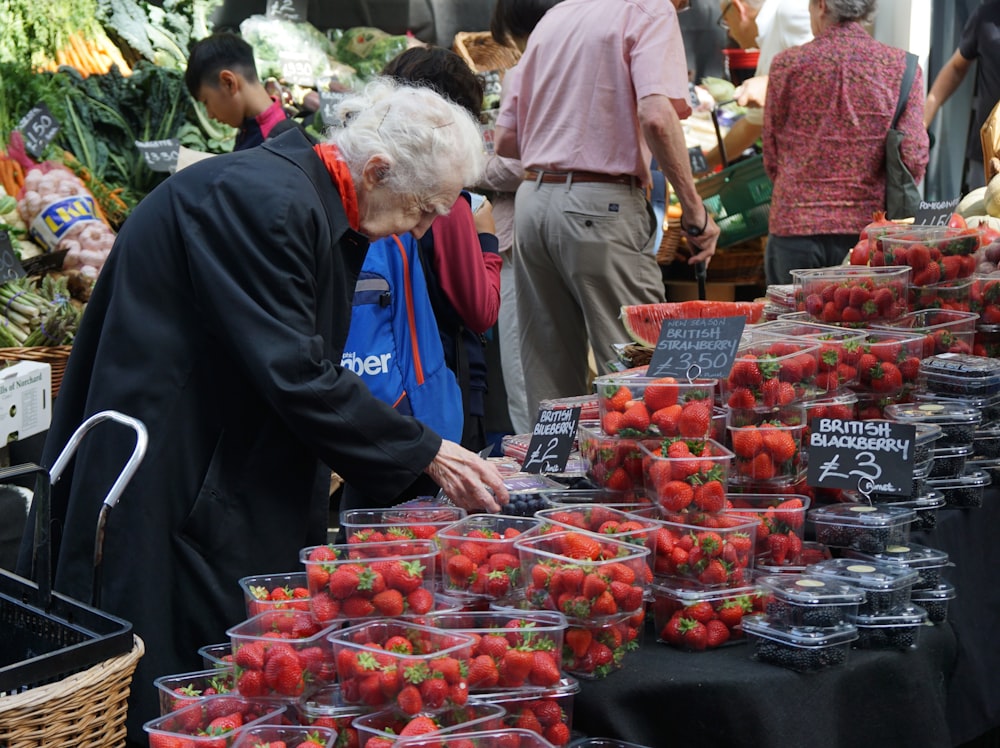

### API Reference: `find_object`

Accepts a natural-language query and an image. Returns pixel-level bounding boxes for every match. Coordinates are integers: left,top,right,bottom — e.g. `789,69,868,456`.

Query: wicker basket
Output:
0,345,72,398
453,31,521,74
0,635,144,746
657,224,683,265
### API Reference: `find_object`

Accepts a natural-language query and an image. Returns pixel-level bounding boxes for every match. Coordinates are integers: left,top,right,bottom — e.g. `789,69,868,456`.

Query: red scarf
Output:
313,143,360,231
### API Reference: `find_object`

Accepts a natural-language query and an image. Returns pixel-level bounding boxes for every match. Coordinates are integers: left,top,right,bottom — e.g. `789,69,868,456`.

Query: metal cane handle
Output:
49,410,148,509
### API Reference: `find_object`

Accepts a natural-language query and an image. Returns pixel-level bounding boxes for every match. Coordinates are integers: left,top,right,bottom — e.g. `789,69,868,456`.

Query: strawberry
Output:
399,715,441,737
371,588,405,617
602,410,626,435
621,401,651,432
545,723,572,746
698,559,728,586
384,635,414,655
342,596,376,618
768,534,790,565
678,618,708,651
605,466,632,492
651,403,683,435
234,641,265,671
468,653,500,688
658,480,694,512
605,385,632,412
418,676,449,709
446,554,476,586
717,599,748,629
730,357,763,387
727,387,758,409
683,601,715,623
692,480,726,513
264,649,305,697
327,569,361,599
206,712,244,733
731,426,762,458
529,650,562,686
396,683,424,715
591,590,618,616
705,619,731,648
485,570,512,598
565,628,593,658
406,587,434,614
500,648,535,685
562,532,601,560
386,560,426,594
747,451,775,480
644,378,679,411
515,706,544,734
678,400,712,438
762,429,797,464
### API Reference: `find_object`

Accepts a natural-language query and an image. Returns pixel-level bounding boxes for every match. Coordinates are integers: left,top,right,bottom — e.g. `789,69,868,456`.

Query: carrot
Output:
69,33,97,75
0,162,16,196
9,161,24,193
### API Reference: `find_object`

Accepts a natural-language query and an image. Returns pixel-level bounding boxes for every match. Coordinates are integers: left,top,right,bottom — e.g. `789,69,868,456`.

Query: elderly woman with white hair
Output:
762,0,929,284
15,79,507,745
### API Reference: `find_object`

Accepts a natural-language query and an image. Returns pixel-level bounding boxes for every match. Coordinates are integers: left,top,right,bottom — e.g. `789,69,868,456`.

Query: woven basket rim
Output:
0,635,144,713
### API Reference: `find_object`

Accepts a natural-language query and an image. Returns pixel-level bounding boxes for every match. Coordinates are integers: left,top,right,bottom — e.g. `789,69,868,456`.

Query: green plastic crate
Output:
696,154,773,248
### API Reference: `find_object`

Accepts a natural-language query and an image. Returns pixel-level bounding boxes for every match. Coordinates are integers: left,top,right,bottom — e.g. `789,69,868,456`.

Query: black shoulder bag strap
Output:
892,53,919,131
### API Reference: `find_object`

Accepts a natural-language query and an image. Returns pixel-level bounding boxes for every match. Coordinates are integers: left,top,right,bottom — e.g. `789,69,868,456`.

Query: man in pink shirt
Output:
495,0,719,414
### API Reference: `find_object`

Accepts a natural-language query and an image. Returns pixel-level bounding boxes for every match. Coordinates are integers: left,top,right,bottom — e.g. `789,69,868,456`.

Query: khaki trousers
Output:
512,177,663,417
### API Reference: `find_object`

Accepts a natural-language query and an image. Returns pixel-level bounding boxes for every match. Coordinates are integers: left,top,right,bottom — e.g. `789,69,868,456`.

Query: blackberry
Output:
502,494,550,517
928,455,965,479
913,568,942,590
854,628,890,649
802,607,843,628
820,644,848,666
944,486,983,508
911,509,938,530
920,600,948,623
941,423,976,446
855,528,892,553
885,626,918,649
765,600,792,620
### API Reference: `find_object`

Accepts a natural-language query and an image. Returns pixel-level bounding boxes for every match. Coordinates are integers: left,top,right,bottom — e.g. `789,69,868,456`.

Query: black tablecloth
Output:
912,487,1000,745
574,620,956,748
574,489,1000,748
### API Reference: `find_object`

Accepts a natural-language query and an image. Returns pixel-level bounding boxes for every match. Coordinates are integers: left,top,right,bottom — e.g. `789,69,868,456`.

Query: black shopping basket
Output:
0,410,148,695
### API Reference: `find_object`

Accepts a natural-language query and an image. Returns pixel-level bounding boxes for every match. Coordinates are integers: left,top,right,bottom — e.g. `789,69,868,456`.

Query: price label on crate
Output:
16,102,60,160
913,197,960,227
688,146,709,175
521,406,581,474
318,91,348,127
279,51,315,86
646,316,746,379
0,232,27,283
135,139,180,173
266,0,307,21
806,418,915,495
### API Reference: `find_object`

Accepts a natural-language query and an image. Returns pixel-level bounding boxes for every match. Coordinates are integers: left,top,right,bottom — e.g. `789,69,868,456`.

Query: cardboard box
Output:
0,360,51,443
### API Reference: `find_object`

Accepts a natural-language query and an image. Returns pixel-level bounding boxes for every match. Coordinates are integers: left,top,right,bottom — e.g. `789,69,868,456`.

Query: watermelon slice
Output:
620,301,766,347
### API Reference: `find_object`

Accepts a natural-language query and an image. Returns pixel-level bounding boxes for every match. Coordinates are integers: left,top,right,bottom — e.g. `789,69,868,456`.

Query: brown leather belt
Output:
524,169,637,186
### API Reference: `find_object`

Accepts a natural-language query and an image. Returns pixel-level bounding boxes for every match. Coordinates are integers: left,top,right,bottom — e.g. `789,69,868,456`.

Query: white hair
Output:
819,0,877,22
327,79,486,199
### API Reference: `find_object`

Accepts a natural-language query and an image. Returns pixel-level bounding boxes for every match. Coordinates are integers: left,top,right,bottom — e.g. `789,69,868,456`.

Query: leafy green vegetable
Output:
0,0,102,69
97,0,223,70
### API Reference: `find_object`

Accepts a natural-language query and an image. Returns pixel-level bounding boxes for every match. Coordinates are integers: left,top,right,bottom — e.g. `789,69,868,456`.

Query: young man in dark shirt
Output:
185,32,291,150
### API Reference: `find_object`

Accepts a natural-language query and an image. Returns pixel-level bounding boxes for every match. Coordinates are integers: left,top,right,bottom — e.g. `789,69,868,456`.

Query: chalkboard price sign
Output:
806,418,916,495
136,139,180,173
689,146,709,175
521,406,581,474
16,102,60,160
913,197,960,227
266,0,307,21
318,91,348,127
0,232,27,283
646,316,746,379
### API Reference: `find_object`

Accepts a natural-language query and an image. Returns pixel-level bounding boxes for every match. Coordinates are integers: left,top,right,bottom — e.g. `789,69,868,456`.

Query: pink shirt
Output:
496,0,690,186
